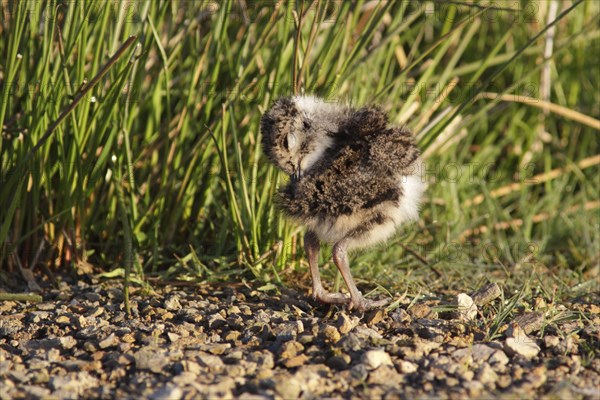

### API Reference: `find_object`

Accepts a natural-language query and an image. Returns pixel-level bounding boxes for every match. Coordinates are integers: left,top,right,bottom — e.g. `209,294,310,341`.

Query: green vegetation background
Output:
1,1,598,310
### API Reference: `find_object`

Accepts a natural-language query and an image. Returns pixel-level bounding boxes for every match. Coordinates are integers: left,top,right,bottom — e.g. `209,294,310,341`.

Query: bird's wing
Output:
365,126,421,175
277,146,401,219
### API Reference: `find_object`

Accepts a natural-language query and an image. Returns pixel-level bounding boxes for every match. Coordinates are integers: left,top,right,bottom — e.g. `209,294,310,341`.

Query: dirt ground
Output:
0,277,598,399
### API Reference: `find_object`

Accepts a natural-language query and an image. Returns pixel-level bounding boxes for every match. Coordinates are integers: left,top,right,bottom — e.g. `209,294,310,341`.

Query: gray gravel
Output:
0,279,598,399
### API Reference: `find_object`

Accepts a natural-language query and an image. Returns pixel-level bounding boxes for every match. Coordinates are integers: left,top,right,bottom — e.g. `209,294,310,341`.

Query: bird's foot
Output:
312,290,391,312
348,296,391,312
312,290,351,305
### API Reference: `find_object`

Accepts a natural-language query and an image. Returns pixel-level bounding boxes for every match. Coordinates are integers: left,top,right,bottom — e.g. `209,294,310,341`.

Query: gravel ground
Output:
0,278,598,399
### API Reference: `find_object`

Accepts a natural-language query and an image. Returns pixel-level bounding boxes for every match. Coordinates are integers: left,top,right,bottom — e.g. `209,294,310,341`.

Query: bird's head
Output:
261,96,342,181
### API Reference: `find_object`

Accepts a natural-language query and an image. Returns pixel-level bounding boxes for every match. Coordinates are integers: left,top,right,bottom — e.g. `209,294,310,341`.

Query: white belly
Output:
306,173,425,249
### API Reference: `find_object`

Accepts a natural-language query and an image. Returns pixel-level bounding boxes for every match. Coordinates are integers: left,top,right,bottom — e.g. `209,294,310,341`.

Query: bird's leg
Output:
304,231,350,305
332,239,391,312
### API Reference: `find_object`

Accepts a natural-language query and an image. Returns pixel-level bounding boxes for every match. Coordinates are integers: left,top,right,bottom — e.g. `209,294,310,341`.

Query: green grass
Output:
1,0,598,316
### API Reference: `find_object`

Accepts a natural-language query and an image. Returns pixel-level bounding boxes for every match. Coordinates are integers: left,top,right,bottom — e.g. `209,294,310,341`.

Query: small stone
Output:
445,377,459,387
337,333,366,352
282,354,308,368
99,333,118,349
412,339,441,357
203,343,230,355
59,336,77,350
85,306,106,319
321,325,341,343
248,351,275,369
226,330,242,342
476,363,498,384
361,349,393,370
456,293,477,321
409,303,431,319
460,370,475,382
83,341,97,352
465,380,484,397
272,320,304,341
164,296,182,311
336,312,356,334
497,374,512,388
181,360,202,375
327,354,351,370
397,360,418,374
208,313,227,329
36,303,55,311
8,370,28,383
297,334,314,345
50,372,98,396
278,340,304,360
134,347,169,373
273,376,301,399
526,365,547,388
353,325,384,341
150,384,183,400
22,385,51,398
121,333,136,343
161,311,174,321
534,296,547,310
224,350,243,364
544,335,560,348
350,364,369,382
55,315,71,324
453,344,496,363
366,309,385,326
84,292,102,302
489,349,509,366
390,308,411,323
505,326,540,359
167,332,180,343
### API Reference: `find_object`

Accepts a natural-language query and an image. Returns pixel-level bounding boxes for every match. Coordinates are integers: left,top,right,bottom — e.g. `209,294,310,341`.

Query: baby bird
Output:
261,96,425,311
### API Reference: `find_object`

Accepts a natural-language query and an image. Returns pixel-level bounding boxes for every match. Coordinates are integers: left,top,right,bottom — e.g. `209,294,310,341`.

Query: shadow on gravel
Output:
0,279,598,399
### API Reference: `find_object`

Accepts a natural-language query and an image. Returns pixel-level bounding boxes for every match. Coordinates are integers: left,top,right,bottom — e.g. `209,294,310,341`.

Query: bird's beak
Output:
292,162,303,183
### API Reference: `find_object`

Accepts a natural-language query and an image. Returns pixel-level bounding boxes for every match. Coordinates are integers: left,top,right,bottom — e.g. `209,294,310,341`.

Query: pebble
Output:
505,336,540,359
133,347,169,373
397,360,418,374
2,280,594,399
452,344,496,363
321,325,341,343
336,312,357,334
278,340,304,360
409,303,432,319
327,354,351,370
489,349,509,366
390,308,411,323
456,293,477,321
59,336,77,350
366,309,385,326
164,296,182,311
544,335,560,348
272,320,304,341
99,333,118,349
361,349,393,370
273,375,301,399
283,354,309,368
150,384,183,400
476,363,498,385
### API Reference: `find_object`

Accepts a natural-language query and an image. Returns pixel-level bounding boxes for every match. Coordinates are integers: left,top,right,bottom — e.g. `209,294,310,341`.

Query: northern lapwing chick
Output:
261,96,425,311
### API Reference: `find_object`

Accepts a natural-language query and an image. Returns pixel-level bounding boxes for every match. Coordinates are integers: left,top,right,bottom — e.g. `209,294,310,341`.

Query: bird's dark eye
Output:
303,120,311,130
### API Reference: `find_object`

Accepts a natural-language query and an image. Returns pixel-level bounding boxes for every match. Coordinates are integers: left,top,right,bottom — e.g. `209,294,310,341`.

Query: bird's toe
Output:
313,291,351,305
349,296,391,312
